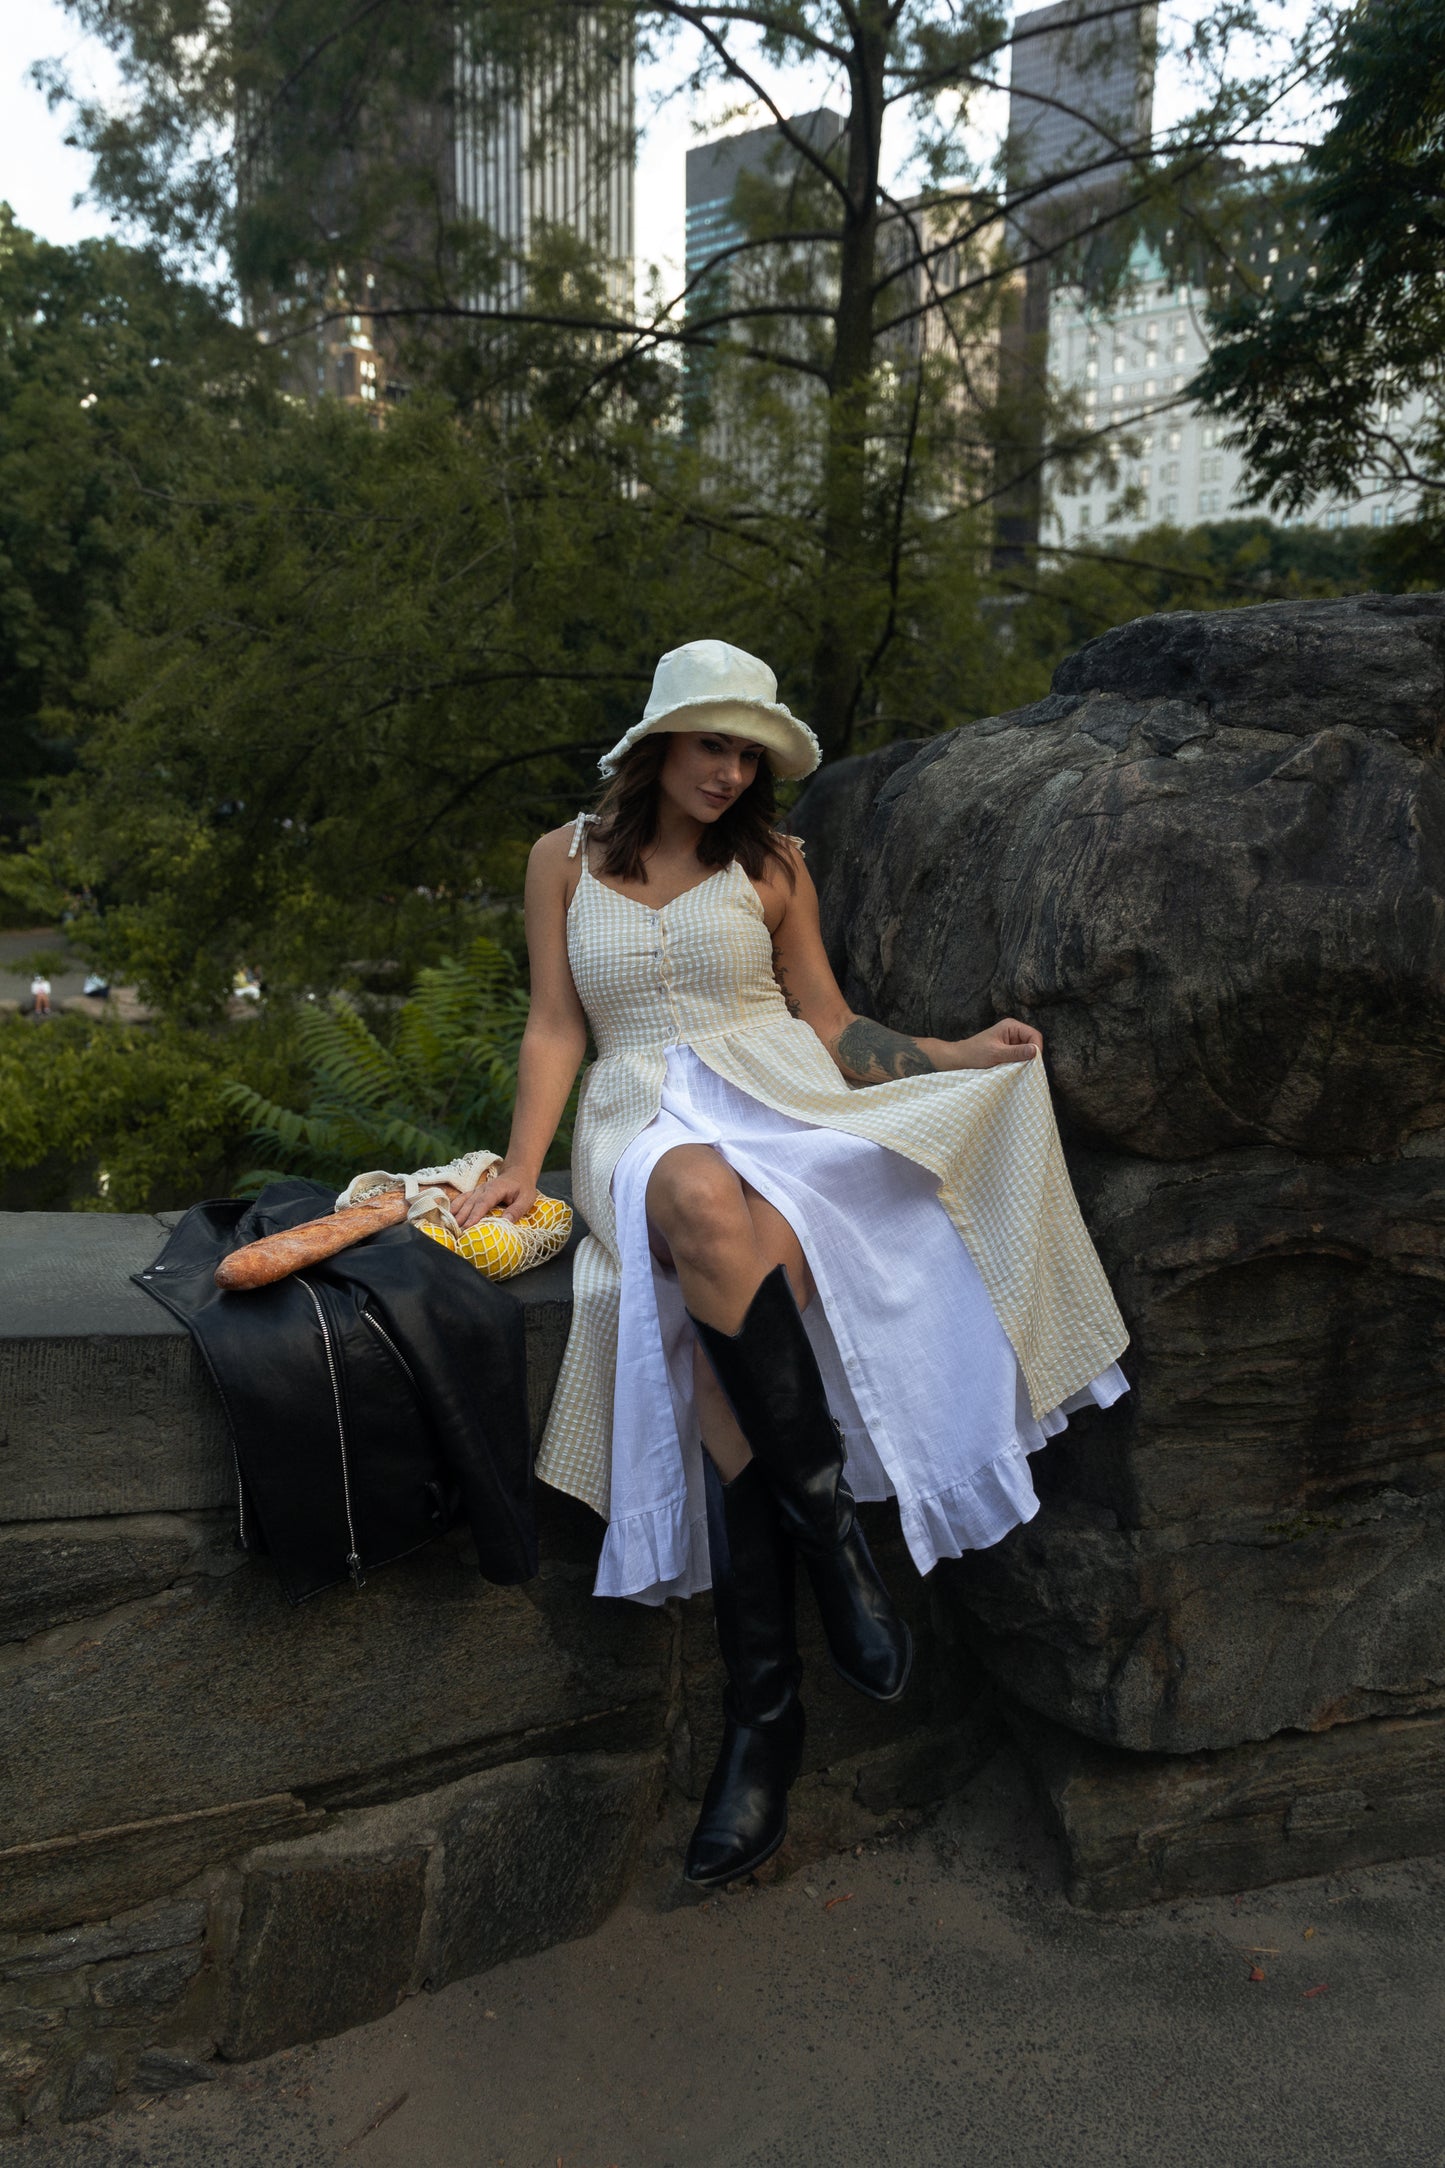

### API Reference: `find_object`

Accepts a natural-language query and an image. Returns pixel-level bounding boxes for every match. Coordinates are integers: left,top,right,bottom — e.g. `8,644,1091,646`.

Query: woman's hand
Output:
947,1017,1044,1069
452,1168,539,1228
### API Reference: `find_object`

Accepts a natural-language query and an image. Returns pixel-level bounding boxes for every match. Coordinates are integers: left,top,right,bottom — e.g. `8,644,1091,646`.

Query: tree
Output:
1193,0,1445,531
0,209,256,856
44,0,1323,760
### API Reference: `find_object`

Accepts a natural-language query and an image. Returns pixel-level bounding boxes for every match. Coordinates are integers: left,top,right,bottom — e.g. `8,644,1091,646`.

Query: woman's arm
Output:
766,844,1043,1081
454,831,589,1227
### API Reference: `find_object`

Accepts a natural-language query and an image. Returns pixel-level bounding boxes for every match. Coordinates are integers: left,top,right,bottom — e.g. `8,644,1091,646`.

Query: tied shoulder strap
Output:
567,811,599,860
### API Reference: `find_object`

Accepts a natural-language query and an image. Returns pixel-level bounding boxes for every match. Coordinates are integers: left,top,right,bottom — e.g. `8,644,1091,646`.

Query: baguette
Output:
215,1189,411,1290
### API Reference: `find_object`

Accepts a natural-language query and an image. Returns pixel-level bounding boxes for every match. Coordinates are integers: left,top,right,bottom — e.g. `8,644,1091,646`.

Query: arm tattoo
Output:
831,1016,936,1084
771,948,804,1021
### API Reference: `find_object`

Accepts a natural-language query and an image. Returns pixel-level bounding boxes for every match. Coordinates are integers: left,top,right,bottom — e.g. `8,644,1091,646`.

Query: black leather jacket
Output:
137,1181,537,1601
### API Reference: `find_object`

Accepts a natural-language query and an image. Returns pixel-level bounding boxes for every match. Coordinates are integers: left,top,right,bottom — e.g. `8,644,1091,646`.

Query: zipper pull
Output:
347,1552,366,1591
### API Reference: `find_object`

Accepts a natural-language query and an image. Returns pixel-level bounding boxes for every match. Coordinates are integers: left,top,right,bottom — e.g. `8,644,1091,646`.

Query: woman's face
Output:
658,730,766,824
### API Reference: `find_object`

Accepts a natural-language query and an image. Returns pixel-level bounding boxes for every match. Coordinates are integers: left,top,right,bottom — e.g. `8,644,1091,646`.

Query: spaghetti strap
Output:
567,811,598,862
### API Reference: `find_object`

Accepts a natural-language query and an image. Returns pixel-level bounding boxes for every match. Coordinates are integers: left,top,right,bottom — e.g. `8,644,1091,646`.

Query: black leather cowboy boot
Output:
685,1456,805,1888
690,1265,913,1704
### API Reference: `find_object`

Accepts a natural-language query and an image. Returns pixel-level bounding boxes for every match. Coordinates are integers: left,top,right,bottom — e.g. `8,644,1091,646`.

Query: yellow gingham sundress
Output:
536,815,1129,1523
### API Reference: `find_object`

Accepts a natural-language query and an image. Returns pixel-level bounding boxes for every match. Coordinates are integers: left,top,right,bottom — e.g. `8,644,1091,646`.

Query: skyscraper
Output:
684,110,843,303
1005,0,1158,207
995,0,1159,556
253,12,635,405
455,16,634,315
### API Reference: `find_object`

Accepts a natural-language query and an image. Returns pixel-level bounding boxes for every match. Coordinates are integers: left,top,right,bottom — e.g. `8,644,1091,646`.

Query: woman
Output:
458,639,1129,1887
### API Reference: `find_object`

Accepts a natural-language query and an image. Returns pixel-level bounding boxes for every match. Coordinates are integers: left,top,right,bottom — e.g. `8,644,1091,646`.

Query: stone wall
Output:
0,1201,989,2130
794,593,1445,1910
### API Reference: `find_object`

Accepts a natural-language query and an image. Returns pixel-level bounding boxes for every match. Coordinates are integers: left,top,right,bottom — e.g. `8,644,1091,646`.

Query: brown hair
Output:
592,733,798,888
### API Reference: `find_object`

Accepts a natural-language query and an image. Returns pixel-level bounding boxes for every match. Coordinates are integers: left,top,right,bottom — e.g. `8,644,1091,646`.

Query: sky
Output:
1,0,1320,307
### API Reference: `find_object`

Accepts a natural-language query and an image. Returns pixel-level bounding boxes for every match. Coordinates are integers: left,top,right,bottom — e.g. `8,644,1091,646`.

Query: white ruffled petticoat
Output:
593,1045,1127,1605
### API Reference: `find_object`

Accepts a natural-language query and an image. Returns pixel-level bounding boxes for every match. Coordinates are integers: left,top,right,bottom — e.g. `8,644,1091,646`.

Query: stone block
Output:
0,1213,232,1523
0,1550,669,1890
0,1796,318,1937
0,1515,241,1643
90,1947,203,2011
1007,1703,1445,1910
220,1836,429,2062
218,1746,660,2061
0,1899,207,1980
59,2053,115,2123
423,1748,663,1989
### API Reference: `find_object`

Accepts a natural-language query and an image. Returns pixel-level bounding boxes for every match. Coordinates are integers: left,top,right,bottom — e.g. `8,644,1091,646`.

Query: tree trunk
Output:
810,5,892,764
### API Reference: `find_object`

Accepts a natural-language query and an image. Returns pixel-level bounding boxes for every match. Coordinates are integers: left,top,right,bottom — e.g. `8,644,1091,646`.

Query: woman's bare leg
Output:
646,1146,814,1481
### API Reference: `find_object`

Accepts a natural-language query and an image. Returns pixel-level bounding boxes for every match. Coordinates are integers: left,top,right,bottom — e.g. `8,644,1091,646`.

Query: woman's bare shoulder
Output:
768,830,817,898
530,821,589,871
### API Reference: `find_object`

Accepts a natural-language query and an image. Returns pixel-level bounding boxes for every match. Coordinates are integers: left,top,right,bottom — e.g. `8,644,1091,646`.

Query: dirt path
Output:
4,1753,1441,2168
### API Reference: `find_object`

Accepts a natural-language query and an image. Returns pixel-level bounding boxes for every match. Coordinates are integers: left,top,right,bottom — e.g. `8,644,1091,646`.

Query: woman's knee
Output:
646,1149,751,1266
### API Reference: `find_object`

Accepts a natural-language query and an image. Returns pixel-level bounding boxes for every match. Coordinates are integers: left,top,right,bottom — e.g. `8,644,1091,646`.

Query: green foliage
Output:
0,205,264,847
0,1009,306,1212
225,935,568,1190
1194,0,1445,518
5,947,70,980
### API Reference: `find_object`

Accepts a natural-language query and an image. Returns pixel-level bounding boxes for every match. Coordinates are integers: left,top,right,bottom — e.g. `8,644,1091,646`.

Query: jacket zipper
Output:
296,1274,365,1590
364,1309,421,1398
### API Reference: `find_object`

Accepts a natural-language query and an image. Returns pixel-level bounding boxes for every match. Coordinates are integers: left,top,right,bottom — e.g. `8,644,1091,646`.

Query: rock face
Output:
812,595,1445,1164
795,593,1445,1892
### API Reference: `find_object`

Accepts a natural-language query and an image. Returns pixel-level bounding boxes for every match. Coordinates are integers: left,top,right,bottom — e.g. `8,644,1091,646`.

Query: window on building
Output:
1167,428,1182,452
1162,493,1178,518
1202,423,1218,449
1138,464,1152,489
1162,460,1180,485
1140,432,1155,454
1079,505,1092,528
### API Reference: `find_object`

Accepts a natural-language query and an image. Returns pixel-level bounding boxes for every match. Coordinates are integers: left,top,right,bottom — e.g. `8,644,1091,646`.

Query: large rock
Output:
795,594,1445,1788
1009,1704,1445,1910
807,595,1445,1163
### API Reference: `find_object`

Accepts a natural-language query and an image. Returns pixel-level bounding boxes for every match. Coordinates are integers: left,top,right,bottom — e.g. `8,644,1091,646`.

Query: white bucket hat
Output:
598,639,821,781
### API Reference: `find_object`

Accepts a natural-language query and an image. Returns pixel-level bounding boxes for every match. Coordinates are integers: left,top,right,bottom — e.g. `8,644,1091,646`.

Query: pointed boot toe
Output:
683,1701,804,1887
806,1522,913,1702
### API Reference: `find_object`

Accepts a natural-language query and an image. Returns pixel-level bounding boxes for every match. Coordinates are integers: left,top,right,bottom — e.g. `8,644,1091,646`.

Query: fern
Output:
223,938,568,1194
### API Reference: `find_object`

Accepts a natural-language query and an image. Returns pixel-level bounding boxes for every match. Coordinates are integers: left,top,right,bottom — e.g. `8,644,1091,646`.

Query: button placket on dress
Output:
655,909,686,1045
